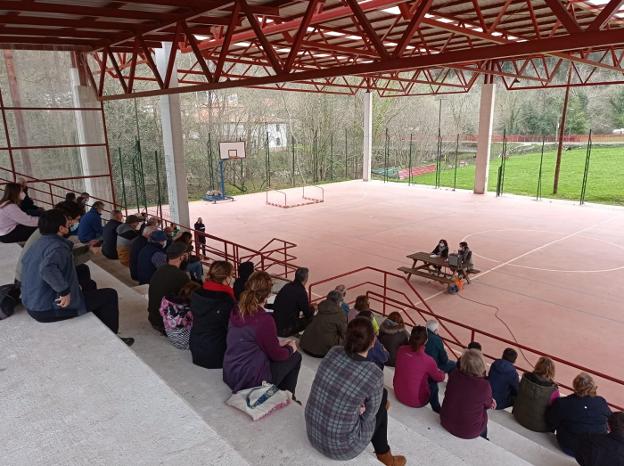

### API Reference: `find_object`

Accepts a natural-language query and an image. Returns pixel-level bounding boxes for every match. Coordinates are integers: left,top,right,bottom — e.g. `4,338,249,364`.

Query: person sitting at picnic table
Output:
457,241,474,278
378,311,409,367
431,239,449,258
546,372,612,457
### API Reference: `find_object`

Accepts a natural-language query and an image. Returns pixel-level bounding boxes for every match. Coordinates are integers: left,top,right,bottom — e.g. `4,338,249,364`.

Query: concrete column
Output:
70,68,113,203
474,83,496,194
155,43,190,227
362,91,373,181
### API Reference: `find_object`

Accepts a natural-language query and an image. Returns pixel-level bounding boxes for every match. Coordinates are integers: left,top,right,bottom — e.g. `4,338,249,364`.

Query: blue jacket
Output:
488,358,519,409
367,339,389,370
129,235,147,281
425,329,450,369
78,207,103,243
21,234,86,314
137,241,166,285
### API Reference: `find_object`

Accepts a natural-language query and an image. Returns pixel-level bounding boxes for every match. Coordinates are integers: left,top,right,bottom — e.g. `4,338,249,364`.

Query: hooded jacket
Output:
77,207,103,243
488,358,520,410
513,372,560,432
189,282,236,369
222,306,293,393
378,318,409,366
300,300,347,357
233,261,254,300
116,222,139,248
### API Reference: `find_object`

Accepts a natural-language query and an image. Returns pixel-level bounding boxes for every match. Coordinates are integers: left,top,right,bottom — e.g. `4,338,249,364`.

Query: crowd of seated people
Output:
8,188,621,465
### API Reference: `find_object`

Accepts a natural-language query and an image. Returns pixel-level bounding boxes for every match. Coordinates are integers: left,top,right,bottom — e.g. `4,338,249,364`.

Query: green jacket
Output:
300,300,347,357
512,372,559,432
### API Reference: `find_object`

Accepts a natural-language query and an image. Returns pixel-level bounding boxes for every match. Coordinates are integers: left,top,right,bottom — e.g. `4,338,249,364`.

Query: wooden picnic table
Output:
398,251,480,285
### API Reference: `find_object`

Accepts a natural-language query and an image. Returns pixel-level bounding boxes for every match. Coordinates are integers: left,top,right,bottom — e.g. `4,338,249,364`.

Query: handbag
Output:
226,382,291,421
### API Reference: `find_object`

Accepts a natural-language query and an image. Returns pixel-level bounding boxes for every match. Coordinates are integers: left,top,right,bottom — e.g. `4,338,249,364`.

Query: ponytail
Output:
238,271,272,318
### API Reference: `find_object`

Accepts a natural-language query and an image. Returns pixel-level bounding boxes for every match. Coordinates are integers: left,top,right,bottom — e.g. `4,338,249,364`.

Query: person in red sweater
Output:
440,349,496,439
393,326,445,410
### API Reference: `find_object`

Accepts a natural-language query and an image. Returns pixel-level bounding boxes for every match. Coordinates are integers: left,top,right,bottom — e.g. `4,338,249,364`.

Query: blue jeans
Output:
429,379,441,413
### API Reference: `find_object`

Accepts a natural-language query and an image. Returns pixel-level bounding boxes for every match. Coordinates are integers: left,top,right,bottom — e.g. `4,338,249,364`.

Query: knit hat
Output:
166,242,188,260
125,214,140,224
149,229,167,243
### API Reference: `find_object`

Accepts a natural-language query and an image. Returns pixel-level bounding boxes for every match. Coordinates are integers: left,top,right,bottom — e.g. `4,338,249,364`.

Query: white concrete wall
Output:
474,83,496,194
362,91,373,181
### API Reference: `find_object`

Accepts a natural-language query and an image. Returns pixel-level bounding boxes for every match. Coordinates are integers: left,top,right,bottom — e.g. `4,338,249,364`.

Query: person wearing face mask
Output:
0,182,39,243
116,214,141,267
77,201,105,243
190,261,236,369
147,242,191,334
457,241,474,278
15,201,90,287
431,239,449,258
20,209,134,346
136,229,168,285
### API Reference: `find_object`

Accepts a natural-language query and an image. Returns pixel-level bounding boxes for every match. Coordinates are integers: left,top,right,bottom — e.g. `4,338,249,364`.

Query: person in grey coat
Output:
305,317,406,466
21,209,133,345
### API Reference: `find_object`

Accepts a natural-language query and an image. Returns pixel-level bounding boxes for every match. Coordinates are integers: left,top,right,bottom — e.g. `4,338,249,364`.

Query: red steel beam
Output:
587,0,624,30
394,0,433,57
239,0,283,73
182,20,214,82
344,0,390,59
284,0,321,73
214,0,242,81
542,0,582,34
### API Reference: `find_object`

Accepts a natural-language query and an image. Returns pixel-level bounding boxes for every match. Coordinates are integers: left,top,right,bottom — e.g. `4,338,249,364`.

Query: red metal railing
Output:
309,266,624,410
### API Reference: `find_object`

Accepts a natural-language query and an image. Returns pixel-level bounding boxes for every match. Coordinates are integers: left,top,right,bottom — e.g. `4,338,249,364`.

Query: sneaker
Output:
120,337,135,347
292,395,302,406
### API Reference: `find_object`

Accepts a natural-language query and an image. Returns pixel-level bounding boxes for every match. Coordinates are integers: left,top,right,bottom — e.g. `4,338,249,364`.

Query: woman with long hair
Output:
547,372,612,456
222,271,302,399
305,317,406,465
440,349,495,439
190,261,236,369
393,325,445,410
0,182,39,243
513,357,560,432
378,311,409,367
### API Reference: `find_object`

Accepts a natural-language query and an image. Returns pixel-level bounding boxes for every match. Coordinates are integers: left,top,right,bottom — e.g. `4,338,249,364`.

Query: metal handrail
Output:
265,189,288,207
302,184,324,202
308,266,624,411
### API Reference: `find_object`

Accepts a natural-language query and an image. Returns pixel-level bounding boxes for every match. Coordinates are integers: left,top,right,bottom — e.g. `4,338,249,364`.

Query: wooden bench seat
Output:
398,266,454,284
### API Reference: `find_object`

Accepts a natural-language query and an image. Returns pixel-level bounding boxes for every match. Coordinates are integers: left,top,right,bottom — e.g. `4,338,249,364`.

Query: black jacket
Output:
129,235,147,282
576,432,624,466
189,288,236,369
272,280,313,337
147,264,190,331
102,219,122,259
546,394,611,454
233,261,254,300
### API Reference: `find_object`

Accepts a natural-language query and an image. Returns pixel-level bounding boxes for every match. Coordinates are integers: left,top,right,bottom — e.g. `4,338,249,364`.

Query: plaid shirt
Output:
305,346,383,460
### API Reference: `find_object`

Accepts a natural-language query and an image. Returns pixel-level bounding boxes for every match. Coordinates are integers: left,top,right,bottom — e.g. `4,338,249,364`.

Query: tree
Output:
608,88,624,129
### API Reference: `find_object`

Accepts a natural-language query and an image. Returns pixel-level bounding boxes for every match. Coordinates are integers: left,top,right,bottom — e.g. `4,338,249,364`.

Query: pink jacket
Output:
393,345,445,408
0,203,38,236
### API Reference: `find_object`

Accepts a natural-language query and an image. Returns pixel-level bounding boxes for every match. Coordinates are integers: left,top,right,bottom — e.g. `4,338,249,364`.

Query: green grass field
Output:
401,146,624,205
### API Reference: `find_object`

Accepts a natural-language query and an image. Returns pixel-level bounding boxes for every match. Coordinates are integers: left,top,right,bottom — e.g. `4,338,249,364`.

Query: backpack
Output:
159,295,193,349
0,283,21,320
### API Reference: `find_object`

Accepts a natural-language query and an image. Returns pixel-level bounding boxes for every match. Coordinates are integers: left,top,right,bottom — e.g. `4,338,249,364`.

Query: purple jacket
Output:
223,306,293,393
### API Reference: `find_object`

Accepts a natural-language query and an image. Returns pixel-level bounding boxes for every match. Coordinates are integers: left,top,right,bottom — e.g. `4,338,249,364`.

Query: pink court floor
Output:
185,180,624,406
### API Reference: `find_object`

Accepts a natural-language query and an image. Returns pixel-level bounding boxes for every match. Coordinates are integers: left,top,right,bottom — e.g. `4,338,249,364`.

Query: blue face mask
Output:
70,223,79,232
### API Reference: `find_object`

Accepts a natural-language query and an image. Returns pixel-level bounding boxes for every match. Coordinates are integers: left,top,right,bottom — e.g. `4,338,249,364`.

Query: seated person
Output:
441,349,495,439
393,326,445,411
300,298,347,358
425,320,456,373
457,241,474,276
547,372,612,457
160,281,201,350
357,310,388,370
129,225,156,281
431,239,449,258
77,201,105,243
15,201,88,286
174,231,204,282
147,242,191,334
305,317,406,465
77,192,90,208
379,311,409,367
0,182,39,243
116,214,141,266
137,229,168,285
513,357,560,432
333,284,350,319
20,209,133,346
223,271,302,400
233,261,254,300
101,210,123,259
349,295,379,334
456,341,482,371
65,192,77,203
190,261,236,369
272,267,315,337
576,411,624,466
488,348,520,410
18,179,44,216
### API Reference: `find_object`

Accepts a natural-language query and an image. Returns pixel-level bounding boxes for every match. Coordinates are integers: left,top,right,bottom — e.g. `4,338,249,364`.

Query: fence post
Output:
536,137,545,200
330,132,334,181
154,150,163,219
408,133,413,186
453,134,460,191
384,128,389,183
117,147,128,215
580,129,593,205
291,134,296,187
265,131,271,188
344,128,348,179
207,134,215,191
130,154,140,213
